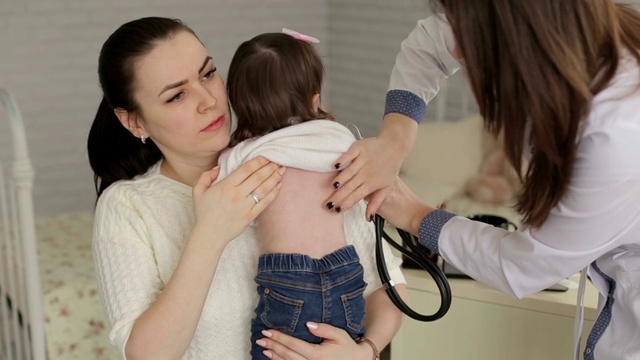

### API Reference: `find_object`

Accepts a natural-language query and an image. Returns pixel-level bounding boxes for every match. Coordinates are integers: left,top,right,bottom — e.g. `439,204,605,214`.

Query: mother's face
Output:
130,31,232,165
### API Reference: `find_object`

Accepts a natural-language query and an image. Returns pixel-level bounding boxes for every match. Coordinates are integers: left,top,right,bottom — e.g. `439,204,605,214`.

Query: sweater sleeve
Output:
385,13,462,123
92,186,164,358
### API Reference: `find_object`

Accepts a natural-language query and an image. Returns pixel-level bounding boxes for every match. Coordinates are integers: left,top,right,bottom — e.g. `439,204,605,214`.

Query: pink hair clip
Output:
282,28,320,44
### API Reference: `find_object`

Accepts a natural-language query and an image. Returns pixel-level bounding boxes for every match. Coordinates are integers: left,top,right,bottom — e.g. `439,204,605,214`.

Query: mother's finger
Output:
225,156,273,186
247,166,284,215
257,330,309,360
193,166,219,194
237,161,283,197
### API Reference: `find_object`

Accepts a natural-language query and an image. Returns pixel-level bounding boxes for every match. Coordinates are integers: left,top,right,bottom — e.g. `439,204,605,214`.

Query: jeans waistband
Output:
257,245,360,273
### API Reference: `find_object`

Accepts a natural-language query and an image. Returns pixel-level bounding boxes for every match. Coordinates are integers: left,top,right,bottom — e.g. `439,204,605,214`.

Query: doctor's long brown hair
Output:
436,0,640,227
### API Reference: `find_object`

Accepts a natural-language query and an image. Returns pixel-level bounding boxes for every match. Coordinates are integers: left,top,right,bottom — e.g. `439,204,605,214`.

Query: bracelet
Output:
356,337,380,360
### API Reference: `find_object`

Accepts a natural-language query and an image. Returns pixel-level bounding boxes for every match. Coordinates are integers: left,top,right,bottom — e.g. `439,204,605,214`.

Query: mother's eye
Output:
167,91,185,103
202,67,217,81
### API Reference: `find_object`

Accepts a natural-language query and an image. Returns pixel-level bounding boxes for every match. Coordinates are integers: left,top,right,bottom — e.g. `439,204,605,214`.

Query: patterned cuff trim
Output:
418,209,456,254
384,90,426,124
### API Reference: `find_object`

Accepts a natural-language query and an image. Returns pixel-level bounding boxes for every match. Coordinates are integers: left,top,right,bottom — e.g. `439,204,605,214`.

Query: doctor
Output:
324,1,640,359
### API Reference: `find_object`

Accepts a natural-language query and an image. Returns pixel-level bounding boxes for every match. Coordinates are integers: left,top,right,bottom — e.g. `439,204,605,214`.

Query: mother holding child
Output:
88,16,407,360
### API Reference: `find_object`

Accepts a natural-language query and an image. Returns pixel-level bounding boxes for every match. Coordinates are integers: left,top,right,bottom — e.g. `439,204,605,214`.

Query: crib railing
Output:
0,89,46,360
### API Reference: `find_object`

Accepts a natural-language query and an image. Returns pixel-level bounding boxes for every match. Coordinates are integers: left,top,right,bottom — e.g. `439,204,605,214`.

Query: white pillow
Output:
401,114,485,191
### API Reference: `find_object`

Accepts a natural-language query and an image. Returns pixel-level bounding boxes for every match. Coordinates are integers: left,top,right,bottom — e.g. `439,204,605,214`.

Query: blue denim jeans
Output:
250,245,367,360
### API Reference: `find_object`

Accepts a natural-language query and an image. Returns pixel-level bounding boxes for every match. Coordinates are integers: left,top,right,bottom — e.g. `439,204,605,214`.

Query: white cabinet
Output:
390,270,597,360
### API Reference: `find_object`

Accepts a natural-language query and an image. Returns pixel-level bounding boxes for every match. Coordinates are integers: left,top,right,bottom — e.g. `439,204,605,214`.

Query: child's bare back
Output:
256,167,347,259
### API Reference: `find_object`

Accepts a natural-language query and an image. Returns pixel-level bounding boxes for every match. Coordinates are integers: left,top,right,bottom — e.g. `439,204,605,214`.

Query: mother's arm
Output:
94,158,282,360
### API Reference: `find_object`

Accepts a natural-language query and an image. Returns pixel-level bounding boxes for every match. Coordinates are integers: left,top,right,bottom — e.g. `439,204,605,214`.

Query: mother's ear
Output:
312,93,321,112
114,107,147,138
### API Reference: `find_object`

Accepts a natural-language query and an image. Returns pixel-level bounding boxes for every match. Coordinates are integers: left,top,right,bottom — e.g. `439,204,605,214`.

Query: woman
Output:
318,1,640,359
88,17,405,360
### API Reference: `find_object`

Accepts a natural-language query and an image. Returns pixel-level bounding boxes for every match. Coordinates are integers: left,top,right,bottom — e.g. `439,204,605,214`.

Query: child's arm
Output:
360,285,409,357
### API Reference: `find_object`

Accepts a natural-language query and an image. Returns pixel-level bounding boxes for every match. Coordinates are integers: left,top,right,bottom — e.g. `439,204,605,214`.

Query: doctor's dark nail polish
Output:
326,202,335,210
334,163,341,169
335,206,342,213
333,181,340,189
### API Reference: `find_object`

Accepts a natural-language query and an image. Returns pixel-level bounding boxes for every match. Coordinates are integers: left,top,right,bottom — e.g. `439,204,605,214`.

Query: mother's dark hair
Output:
87,17,197,198
435,0,640,227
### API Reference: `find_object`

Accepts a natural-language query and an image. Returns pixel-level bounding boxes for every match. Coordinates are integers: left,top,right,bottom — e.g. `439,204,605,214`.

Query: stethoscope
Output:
373,215,451,321
346,124,452,322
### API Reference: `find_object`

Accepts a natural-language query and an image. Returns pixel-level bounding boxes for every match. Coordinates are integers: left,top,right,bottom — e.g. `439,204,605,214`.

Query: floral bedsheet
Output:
36,212,119,360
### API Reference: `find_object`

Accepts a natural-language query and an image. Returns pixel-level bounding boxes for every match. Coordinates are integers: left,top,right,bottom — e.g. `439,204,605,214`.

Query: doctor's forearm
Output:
378,113,419,160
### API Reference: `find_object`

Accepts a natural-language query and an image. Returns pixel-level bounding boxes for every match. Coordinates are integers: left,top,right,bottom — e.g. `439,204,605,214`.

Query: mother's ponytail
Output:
87,17,197,198
88,97,161,197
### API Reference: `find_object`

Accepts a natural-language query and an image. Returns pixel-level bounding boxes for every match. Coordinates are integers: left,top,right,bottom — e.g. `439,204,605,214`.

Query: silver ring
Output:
250,191,261,204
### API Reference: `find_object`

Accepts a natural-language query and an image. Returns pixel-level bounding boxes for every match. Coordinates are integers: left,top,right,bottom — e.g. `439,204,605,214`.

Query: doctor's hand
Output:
326,113,418,219
326,136,404,219
255,322,374,360
376,178,435,236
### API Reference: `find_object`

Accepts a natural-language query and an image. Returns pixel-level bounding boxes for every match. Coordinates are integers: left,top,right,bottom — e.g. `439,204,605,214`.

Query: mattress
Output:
35,212,118,360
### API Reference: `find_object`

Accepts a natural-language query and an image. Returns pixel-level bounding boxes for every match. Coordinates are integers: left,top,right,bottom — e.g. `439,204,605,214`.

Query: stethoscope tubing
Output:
374,214,452,321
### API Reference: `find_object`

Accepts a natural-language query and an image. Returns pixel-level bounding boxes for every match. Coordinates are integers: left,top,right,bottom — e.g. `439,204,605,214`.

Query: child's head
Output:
227,32,334,146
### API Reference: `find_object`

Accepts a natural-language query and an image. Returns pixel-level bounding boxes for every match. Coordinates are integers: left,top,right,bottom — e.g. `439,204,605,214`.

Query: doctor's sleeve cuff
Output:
384,90,427,124
418,209,456,254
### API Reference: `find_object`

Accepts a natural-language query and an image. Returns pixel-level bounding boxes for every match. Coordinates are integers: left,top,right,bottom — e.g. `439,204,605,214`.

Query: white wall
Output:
2,0,639,217
0,0,328,217
326,0,433,138
326,0,640,137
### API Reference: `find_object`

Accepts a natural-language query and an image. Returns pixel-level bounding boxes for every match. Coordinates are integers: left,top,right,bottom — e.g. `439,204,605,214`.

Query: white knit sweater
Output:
92,121,405,359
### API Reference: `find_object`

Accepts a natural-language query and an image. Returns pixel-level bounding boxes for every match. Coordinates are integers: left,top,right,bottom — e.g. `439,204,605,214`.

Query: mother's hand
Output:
256,322,373,360
192,156,285,243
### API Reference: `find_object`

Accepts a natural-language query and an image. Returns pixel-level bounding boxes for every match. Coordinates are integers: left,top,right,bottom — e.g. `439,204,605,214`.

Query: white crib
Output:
0,89,46,360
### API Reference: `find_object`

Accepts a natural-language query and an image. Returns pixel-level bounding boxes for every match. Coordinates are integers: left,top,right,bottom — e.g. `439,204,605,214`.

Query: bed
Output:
0,89,118,360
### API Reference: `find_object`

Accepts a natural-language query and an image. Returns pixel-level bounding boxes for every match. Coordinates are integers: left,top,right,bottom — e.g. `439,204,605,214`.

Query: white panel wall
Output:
326,0,640,137
0,0,328,217
1,0,639,216
326,0,432,137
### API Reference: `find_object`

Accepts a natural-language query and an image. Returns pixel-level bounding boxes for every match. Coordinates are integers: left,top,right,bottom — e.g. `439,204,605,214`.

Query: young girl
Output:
218,31,400,359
